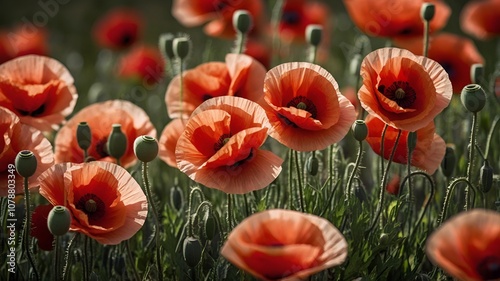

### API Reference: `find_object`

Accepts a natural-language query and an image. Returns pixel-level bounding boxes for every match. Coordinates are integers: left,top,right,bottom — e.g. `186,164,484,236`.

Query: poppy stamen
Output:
477,256,500,280
214,133,231,151
287,96,317,118
76,193,106,221
381,81,417,108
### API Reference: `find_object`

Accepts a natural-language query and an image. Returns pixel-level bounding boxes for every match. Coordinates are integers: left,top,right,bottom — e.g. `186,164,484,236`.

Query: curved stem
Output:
485,115,500,158
126,239,141,281
438,177,474,225
142,162,163,281
367,129,402,234
346,141,363,201
22,177,39,281
294,150,305,212
465,112,478,210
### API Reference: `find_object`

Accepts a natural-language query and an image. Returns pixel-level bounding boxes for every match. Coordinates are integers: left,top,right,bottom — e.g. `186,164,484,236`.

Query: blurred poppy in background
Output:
30,204,55,251
461,0,500,40
92,7,143,50
0,24,48,63
116,44,165,86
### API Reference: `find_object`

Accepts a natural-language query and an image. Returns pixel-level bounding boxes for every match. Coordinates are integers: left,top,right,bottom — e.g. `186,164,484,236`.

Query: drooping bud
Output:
173,36,191,60
15,150,37,178
352,120,368,141
77,122,92,151
107,124,128,161
170,185,184,212
305,24,323,47
420,3,435,22
461,84,486,113
479,160,493,193
158,33,176,60
203,210,217,241
133,135,159,163
183,236,202,268
306,153,319,176
470,63,484,85
441,145,456,177
47,205,71,236
232,10,253,34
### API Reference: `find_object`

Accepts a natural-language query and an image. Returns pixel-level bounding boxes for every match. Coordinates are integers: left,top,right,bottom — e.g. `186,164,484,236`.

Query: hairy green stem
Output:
22,177,39,281
63,233,79,281
294,150,305,212
465,112,478,210
346,140,363,201
439,177,474,225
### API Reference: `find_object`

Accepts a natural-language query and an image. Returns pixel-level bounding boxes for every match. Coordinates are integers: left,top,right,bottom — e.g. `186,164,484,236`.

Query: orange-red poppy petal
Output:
159,119,186,168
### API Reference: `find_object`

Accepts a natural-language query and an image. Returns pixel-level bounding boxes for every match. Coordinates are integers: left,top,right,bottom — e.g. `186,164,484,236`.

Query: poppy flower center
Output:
120,33,133,47
75,193,106,221
214,133,231,151
477,256,500,280
282,10,301,25
378,81,416,108
17,104,46,117
95,138,109,158
287,96,317,118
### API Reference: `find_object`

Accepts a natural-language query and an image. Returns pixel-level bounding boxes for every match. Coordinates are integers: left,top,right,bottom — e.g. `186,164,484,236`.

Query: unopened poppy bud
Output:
203,211,217,241
158,33,175,60
352,120,368,141
441,145,456,177
407,131,417,154
461,84,486,113
349,54,362,76
305,24,323,47
306,154,319,176
107,124,128,160
173,36,191,60
47,205,71,236
470,63,484,85
379,233,389,246
170,185,184,211
183,236,202,267
233,10,252,34
15,150,37,178
479,160,493,193
77,122,92,151
420,3,435,21
134,135,158,163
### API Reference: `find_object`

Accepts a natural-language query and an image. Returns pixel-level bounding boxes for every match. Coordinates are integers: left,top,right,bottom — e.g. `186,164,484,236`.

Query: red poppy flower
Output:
172,0,265,38
0,107,54,196
38,161,148,245
92,7,143,50
341,86,360,113
244,38,272,70
426,209,500,281
221,209,348,280
31,204,55,251
0,55,78,131
165,53,266,120
261,62,356,152
158,118,185,168
461,0,500,40
386,174,401,195
116,44,165,86
343,0,450,38
176,96,283,194
358,47,452,132
2,24,48,60
279,0,331,43
54,100,156,168
394,33,484,93
364,114,446,174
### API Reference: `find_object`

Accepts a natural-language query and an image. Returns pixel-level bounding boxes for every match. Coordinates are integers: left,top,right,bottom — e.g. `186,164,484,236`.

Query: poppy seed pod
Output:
441,145,456,177
15,150,37,178
47,205,71,236
352,120,368,141
479,160,493,193
461,84,486,113
107,124,128,160
158,33,175,60
470,63,484,85
77,122,92,151
134,135,158,163
420,3,435,21
233,10,252,34
305,24,323,47
173,37,191,60
306,154,319,176
183,236,202,268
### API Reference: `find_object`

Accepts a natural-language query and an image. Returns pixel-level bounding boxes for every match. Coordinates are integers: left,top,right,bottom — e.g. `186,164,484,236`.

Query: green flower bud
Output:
158,33,176,60
203,211,217,241
352,120,368,141
183,236,202,268
470,63,484,85
133,135,158,163
173,36,191,60
306,154,319,176
47,205,71,236
420,3,435,21
232,10,253,34
461,84,486,113
77,122,92,151
441,145,456,178
305,24,323,47
479,160,493,193
407,131,417,154
15,150,37,178
106,124,128,161
170,185,184,212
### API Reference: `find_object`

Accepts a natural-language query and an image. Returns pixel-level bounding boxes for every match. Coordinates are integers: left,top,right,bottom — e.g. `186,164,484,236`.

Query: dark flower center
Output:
398,27,414,36
75,193,106,221
17,104,46,117
477,256,500,280
95,138,109,158
378,81,416,108
229,148,254,169
202,94,213,101
441,62,456,80
286,96,317,118
120,33,133,47
214,133,231,152
282,10,301,25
